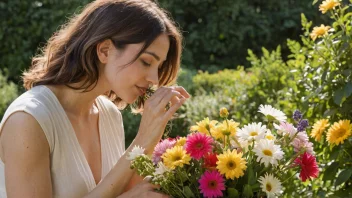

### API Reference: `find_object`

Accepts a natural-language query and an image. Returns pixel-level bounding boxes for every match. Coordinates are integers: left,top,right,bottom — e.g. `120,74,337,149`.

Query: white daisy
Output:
254,139,284,167
127,145,145,160
258,104,287,122
258,173,282,198
237,122,267,143
265,130,276,141
154,162,170,176
273,122,297,138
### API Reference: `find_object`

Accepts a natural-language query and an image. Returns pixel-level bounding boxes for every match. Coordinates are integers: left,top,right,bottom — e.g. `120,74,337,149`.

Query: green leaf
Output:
323,162,339,181
335,169,352,187
323,109,337,117
243,184,253,198
227,188,239,198
343,82,352,98
312,0,319,5
333,88,345,106
183,186,195,198
247,165,256,185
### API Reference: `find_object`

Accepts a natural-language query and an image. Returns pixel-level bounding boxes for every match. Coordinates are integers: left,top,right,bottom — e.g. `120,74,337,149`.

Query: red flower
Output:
204,153,218,170
294,152,319,182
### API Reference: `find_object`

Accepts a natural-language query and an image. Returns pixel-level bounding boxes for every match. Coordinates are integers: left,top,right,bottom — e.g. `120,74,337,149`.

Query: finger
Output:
158,89,183,110
146,87,168,104
172,86,191,98
143,175,152,182
163,97,186,119
141,181,161,190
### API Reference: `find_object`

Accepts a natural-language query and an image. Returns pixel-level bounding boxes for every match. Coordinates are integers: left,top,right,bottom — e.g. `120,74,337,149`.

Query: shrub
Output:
0,70,18,119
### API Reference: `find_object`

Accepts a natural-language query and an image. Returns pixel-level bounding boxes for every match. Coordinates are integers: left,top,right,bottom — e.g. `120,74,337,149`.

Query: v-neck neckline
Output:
42,85,104,188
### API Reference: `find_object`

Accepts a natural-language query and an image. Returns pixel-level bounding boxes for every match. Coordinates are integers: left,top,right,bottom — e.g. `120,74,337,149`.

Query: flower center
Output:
316,28,326,35
266,183,272,192
208,180,217,189
173,155,182,161
196,143,203,149
250,132,258,136
266,135,274,140
335,129,346,138
222,130,231,136
262,149,273,156
227,160,236,170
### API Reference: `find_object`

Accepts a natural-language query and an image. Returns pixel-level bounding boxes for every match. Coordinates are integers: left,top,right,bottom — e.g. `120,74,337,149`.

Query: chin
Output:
121,95,139,105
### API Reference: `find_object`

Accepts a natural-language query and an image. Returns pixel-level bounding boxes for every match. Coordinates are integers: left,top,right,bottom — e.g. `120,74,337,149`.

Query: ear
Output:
96,39,112,64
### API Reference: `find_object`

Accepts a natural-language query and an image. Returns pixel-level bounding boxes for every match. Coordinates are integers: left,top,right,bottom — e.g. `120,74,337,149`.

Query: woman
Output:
0,0,190,197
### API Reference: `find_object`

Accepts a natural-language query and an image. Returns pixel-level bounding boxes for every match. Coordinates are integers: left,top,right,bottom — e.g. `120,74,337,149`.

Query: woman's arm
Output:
1,112,52,198
85,86,190,198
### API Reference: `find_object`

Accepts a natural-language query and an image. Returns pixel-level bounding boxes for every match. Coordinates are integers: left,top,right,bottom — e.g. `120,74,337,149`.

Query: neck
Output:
46,81,109,117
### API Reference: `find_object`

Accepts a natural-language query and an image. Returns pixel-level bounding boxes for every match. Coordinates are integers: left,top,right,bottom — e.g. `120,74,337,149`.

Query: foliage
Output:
159,0,329,71
0,0,329,82
0,70,18,119
289,0,352,197
0,0,91,81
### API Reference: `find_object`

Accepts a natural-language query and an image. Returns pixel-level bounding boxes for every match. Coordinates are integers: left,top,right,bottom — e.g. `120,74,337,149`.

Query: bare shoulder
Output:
0,111,52,197
1,111,50,162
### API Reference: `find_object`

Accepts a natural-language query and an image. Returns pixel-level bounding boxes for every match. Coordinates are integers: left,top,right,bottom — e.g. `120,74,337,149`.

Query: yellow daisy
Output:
190,117,218,135
310,25,330,41
326,120,352,145
175,137,187,147
162,146,191,170
211,120,240,140
310,119,330,141
216,149,247,179
319,0,340,14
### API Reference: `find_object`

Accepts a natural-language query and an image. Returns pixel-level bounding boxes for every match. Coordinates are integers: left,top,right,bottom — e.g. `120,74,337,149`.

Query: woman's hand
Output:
118,180,169,198
135,86,190,154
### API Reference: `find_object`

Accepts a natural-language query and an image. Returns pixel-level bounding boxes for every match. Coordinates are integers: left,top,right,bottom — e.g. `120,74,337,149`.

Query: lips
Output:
135,86,147,96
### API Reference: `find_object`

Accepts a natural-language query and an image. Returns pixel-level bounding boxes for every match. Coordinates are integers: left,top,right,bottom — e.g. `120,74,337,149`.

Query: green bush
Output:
0,71,18,119
1,0,330,82
160,0,329,71
0,0,91,81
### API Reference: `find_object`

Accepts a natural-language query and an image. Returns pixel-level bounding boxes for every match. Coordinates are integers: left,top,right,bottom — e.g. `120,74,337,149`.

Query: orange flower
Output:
319,0,340,14
310,25,330,41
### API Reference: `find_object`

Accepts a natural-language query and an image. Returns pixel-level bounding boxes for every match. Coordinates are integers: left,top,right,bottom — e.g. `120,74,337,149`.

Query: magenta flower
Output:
185,132,213,160
152,139,176,164
198,170,225,198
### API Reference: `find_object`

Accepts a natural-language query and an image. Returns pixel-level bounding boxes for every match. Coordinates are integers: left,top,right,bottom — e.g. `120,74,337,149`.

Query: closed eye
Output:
141,60,151,67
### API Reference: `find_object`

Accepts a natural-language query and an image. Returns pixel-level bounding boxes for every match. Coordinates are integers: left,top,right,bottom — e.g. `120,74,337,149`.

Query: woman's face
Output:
102,34,170,104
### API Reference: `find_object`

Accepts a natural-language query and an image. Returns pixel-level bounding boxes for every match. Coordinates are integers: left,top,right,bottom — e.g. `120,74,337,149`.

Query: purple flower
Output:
293,110,302,121
297,119,309,132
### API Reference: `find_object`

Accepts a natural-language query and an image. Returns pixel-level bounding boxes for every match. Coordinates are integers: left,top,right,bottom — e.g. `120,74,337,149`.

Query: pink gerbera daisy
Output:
199,170,225,198
185,132,214,160
152,139,176,164
294,152,319,182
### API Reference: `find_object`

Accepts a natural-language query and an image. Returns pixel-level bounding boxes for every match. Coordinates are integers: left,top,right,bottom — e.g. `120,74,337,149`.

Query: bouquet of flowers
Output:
128,105,319,197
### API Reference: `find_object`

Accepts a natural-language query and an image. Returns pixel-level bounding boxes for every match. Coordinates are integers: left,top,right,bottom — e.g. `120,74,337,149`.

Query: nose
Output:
146,68,159,85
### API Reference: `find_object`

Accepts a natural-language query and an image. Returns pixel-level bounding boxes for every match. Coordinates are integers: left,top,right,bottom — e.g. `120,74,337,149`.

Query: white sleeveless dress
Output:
0,85,125,198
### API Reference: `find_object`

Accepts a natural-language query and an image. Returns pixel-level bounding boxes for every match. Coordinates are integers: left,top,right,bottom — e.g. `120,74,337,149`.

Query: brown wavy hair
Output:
23,0,182,109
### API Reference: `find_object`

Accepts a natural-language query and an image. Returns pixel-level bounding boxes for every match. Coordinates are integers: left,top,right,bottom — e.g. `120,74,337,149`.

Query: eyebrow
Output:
143,51,161,61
